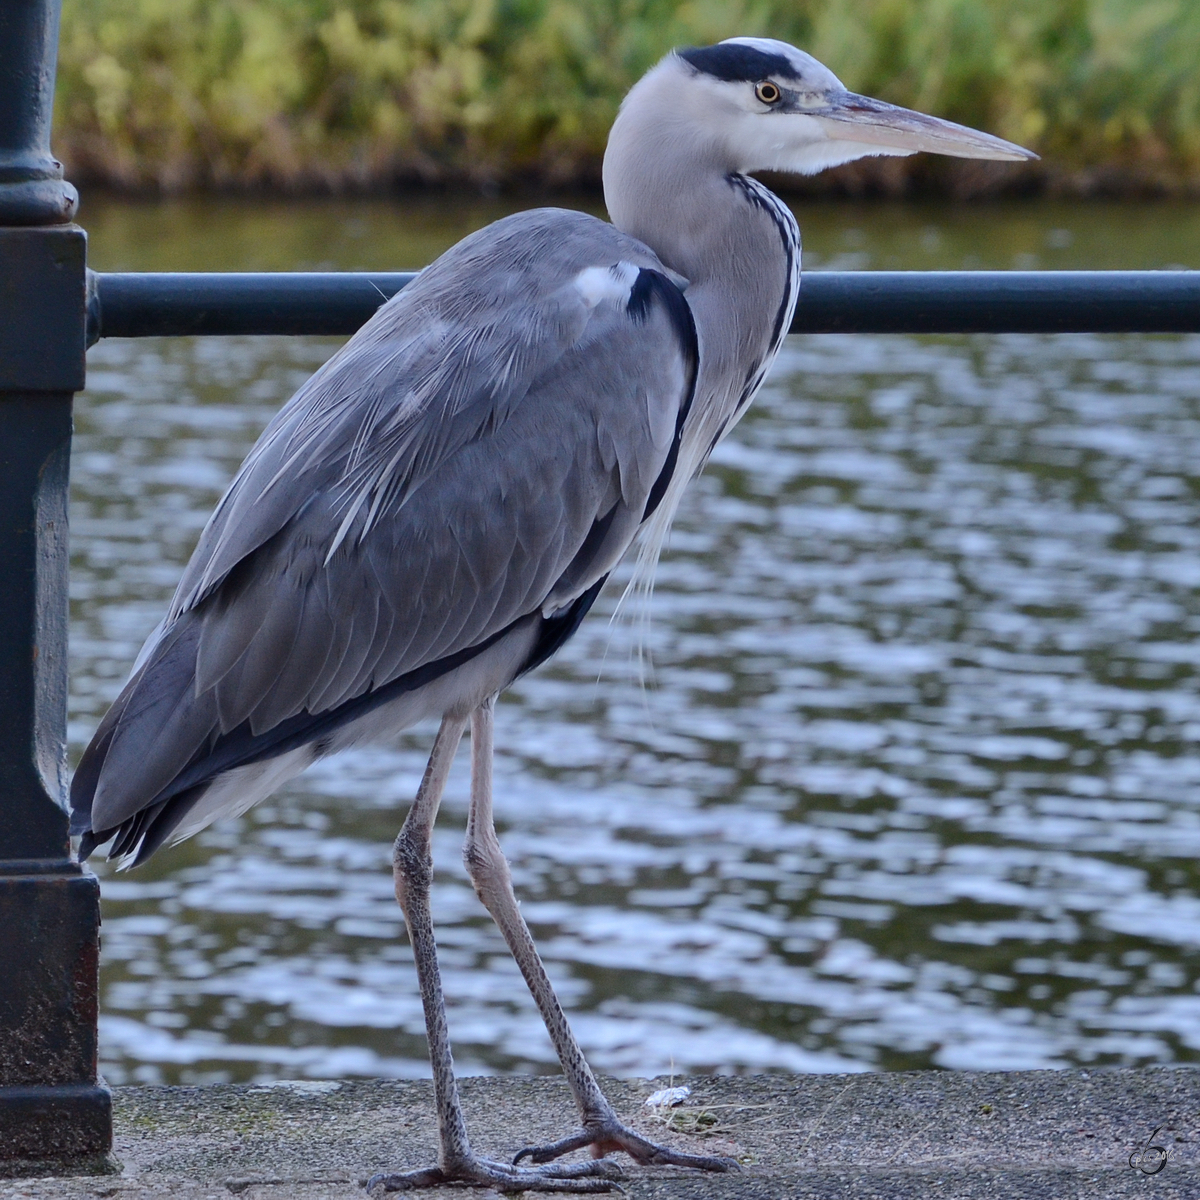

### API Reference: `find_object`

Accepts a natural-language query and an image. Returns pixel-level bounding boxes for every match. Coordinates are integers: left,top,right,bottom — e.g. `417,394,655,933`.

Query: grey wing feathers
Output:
77,209,696,842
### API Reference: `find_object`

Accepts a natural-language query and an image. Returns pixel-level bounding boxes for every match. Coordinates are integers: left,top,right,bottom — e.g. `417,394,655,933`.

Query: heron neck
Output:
603,110,798,421
604,136,754,284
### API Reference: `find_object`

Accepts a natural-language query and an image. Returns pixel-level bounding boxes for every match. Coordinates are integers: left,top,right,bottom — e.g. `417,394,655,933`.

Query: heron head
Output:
620,37,1035,175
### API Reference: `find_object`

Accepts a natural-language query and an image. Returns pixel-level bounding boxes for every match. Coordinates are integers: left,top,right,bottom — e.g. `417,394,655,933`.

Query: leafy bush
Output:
54,0,1200,191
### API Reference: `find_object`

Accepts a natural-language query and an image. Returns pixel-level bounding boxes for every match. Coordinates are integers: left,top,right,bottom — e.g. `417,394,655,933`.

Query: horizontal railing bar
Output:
800,271,1200,333
87,270,1200,342
87,271,419,342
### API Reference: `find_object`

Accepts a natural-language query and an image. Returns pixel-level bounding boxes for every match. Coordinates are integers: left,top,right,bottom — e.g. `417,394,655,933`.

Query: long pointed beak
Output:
810,92,1036,162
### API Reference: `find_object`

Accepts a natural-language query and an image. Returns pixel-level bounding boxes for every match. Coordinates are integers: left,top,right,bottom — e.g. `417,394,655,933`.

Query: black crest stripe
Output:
678,44,797,83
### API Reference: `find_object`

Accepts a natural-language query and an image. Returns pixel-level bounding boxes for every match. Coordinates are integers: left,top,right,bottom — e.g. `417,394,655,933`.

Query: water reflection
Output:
75,196,1200,1084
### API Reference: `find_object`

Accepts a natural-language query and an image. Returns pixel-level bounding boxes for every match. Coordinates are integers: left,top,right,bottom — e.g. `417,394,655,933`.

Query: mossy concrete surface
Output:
4,1068,1200,1198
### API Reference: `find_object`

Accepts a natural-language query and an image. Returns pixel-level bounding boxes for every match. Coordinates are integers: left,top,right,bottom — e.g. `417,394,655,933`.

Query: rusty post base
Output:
0,864,111,1174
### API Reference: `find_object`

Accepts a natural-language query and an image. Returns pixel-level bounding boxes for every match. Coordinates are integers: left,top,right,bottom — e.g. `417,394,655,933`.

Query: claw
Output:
365,1167,446,1193
515,1130,594,1165
365,1155,622,1195
514,1119,739,1174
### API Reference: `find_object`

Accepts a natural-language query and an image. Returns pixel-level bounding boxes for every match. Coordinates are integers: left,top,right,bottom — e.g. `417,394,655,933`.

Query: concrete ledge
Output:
3,1068,1200,1197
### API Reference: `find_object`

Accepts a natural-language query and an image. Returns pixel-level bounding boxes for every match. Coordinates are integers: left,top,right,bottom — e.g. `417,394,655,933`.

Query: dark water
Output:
74,194,1200,1084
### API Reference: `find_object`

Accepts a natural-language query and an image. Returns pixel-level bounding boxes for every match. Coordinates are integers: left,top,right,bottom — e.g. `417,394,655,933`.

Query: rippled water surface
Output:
75,194,1200,1083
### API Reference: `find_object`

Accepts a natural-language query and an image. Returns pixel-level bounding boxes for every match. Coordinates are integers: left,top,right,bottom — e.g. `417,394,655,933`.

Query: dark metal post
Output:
0,0,109,1172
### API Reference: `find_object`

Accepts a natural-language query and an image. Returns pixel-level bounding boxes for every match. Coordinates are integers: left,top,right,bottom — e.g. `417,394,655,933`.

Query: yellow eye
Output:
755,81,781,105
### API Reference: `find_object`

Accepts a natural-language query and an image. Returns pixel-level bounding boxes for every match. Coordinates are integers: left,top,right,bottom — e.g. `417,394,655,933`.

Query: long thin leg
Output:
368,715,620,1195
393,714,472,1171
463,698,737,1174
464,698,607,1122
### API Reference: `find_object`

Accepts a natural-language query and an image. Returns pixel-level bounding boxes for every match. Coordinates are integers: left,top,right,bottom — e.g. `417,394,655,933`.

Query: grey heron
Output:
72,37,1032,1193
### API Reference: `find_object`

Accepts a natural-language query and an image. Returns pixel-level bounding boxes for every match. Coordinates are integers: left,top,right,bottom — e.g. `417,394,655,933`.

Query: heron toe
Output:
514,1119,739,1174
366,1154,623,1194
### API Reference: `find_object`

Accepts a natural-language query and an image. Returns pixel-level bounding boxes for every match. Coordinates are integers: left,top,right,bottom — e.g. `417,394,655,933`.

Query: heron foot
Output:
513,1119,739,1174
365,1154,623,1194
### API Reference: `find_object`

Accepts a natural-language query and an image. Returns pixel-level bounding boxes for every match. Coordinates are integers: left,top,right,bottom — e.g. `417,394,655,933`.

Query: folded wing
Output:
72,208,697,857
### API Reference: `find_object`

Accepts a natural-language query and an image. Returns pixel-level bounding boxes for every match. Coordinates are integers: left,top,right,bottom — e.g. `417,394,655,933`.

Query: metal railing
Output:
4,0,1200,1175
86,269,1200,342
0,0,103,1173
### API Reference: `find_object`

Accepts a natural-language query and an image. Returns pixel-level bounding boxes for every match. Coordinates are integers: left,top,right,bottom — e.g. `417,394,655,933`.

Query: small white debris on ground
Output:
644,1085,691,1108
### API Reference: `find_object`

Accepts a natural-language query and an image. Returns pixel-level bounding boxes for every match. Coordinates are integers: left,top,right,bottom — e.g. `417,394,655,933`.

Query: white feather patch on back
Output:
574,261,641,309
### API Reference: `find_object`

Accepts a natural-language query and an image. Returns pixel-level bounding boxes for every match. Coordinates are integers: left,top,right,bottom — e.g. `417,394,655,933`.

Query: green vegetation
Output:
55,1,1200,192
